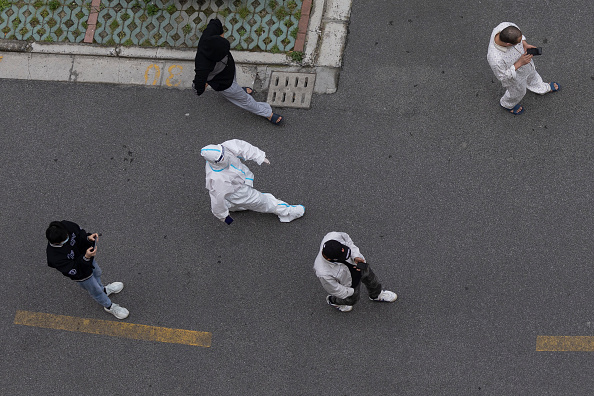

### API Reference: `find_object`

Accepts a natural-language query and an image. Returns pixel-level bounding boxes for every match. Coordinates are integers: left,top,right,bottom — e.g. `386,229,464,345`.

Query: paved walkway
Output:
0,0,352,95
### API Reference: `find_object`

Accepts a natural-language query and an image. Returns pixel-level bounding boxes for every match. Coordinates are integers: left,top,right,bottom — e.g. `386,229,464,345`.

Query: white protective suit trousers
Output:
225,185,305,222
500,68,550,109
220,79,272,118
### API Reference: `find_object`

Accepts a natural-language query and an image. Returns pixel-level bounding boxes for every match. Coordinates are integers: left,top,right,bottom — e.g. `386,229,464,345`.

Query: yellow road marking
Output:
14,310,211,347
536,336,594,351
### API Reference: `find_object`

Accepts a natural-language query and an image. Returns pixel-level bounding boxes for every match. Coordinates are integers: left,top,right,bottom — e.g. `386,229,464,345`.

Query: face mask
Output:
52,236,69,247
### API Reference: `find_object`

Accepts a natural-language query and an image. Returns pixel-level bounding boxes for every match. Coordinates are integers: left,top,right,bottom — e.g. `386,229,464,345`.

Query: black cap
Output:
322,240,350,261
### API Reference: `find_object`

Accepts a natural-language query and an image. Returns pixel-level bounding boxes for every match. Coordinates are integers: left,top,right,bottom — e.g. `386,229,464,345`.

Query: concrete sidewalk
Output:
0,0,352,95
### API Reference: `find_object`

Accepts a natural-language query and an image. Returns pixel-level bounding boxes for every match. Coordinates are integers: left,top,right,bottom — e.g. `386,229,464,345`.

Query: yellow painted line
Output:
536,336,594,351
14,310,211,347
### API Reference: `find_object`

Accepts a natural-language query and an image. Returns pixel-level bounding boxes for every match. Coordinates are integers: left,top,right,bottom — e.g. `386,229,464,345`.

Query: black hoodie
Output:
46,220,95,281
193,19,236,94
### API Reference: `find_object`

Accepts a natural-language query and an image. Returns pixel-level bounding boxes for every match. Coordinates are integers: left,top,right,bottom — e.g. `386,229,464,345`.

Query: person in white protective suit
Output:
200,139,305,224
487,22,560,115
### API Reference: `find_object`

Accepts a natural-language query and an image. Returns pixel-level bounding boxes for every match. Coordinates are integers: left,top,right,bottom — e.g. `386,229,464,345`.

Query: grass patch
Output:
270,44,280,53
146,3,159,15
287,0,297,12
290,26,298,39
0,0,11,11
268,0,277,10
290,51,303,62
182,24,191,34
237,26,246,36
121,12,130,21
48,0,60,11
109,19,120,31
166,4,176,14
12,16,21,27
254,25,264,36
122,38,133,46
237,6,249,19
218,7,229,17
275,6,288,19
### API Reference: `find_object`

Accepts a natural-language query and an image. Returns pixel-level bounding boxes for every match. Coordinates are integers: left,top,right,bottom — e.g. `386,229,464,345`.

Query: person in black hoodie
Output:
46,220,129,319
193,19,283,125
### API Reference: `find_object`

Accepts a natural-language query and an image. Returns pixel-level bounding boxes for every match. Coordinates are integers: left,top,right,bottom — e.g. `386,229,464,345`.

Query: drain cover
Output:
266,71,316,109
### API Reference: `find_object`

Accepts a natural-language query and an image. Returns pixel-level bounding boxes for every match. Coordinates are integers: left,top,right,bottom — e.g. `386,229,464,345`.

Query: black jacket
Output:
46,220,95,281
193,19,236,94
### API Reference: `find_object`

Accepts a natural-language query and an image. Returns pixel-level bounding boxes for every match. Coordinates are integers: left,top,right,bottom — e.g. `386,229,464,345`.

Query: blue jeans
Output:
77,261,111,308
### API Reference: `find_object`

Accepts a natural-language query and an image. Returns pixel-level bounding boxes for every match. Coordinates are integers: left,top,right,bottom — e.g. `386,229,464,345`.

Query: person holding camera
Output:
313,232,397,312
45,220,129,319
487,22,560,115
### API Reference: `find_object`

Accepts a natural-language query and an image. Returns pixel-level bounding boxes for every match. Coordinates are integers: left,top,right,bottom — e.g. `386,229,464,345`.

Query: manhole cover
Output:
266,71,316,109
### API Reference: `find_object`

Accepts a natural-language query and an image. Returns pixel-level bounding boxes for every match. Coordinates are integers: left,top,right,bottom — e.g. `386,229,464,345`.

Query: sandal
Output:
268,113,283,125
549,82,560,92
502,103,524,115
242,87,253,95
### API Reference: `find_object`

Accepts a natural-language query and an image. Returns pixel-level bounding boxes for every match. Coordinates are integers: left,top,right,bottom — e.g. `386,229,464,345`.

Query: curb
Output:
0,0,352,95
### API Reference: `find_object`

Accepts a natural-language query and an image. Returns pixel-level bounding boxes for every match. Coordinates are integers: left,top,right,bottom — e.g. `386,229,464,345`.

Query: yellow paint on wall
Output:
536,336,594,351
14,310,211,347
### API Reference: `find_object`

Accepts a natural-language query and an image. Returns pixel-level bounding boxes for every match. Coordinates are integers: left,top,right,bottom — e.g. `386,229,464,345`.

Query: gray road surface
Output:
1,0,593,394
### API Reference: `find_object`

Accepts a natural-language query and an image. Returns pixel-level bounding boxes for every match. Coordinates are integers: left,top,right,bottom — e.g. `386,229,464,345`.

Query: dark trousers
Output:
330,266,382,306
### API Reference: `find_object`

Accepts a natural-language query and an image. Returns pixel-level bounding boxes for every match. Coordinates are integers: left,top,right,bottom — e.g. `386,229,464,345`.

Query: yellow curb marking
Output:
144,64,161,85
165,64,183,87
536,336,594,352
14,310,212,347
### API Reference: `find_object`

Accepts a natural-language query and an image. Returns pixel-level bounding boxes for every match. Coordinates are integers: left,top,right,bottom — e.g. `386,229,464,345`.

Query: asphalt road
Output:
1,0,593,394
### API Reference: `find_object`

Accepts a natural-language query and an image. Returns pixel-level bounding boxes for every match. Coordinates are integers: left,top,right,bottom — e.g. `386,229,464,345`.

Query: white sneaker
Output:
105,282,124,296
104,303,129,319
278,204,305,223
326,295,353,312
370,290,397,302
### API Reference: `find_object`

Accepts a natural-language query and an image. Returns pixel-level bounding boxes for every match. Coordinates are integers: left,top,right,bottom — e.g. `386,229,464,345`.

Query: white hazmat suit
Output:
487,22,551,109
201,139,305,223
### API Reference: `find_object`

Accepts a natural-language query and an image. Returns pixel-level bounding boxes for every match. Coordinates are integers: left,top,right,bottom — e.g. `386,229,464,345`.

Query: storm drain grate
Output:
266,72,316,109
